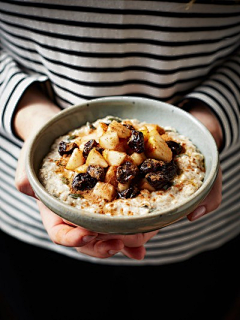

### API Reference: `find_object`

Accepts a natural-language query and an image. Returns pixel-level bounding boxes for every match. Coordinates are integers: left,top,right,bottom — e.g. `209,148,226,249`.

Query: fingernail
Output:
108,250,119,256
191,206,206,221
82,235,97,243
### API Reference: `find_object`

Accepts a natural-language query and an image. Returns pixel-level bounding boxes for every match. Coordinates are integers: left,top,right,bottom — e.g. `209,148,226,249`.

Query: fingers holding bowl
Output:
188,167,222,221
38,201,98,247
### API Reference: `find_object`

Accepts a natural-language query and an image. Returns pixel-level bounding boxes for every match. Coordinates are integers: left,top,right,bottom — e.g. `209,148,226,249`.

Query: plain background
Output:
1,229,240,320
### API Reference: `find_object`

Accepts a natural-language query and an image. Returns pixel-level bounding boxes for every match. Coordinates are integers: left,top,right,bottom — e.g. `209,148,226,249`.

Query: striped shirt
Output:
0,0,239,265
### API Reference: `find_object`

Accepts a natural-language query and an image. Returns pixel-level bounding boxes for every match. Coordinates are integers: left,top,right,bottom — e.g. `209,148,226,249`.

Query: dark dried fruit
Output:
72,173,97,191
144,159,178,190
82,139,103,158
146,172,171,190
160,160,178,180
140,159,165,175
116,161,139,184
118,185,139,199
96,146,104,154
82,139,97,158
87,165,105,181
128,130,145,153
166,141,182,156
58,141,78,156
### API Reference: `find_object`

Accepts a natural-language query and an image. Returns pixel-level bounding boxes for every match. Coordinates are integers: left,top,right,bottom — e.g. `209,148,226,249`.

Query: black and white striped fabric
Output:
0,0,239,265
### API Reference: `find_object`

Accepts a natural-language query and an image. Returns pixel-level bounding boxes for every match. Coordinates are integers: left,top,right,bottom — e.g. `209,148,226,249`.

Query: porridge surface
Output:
39,116,205,216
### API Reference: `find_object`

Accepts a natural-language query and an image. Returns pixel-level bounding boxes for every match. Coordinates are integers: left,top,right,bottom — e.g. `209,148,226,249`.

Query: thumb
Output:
15,140,37,198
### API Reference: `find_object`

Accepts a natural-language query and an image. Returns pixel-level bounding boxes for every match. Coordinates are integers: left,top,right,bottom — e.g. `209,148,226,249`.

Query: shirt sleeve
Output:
179,46,240,152
0,47,49,139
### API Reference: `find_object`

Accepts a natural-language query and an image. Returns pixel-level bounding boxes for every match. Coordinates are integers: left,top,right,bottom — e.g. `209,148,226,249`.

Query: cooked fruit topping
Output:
58,141,78,156
86,148,109,168
66,148,85,170
144,160,178,190
87,165,105,181
145,172,171,190
128,130,145,153
56,118,183,201
72,173,97,191
83,139,103,159
159,160,178,180
166,140,183,156
92,182,116,202
118,185,139,199
116,161,139,184
140,159,165,175
145,130,172,162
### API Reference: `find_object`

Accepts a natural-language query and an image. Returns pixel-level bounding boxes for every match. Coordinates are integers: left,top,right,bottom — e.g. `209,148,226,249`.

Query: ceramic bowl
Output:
26,96,219,234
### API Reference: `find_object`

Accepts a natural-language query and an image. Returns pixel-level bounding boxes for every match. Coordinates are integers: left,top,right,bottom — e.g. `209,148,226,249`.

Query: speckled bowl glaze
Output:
26,96,219,234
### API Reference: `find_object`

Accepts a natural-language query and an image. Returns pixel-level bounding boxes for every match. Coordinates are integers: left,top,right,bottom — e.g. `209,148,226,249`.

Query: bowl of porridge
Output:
26,96,219,234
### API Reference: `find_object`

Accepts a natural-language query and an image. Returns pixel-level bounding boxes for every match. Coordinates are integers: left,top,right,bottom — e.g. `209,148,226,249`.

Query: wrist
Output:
14,83,60,141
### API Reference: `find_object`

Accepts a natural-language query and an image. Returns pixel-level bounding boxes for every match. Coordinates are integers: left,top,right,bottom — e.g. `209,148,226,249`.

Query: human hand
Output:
38,201,158,260
187,167,222,221
14,83,60,196
185,101,223,221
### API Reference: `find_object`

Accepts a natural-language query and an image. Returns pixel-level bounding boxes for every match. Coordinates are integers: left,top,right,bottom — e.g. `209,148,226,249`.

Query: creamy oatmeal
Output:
39,116,205,216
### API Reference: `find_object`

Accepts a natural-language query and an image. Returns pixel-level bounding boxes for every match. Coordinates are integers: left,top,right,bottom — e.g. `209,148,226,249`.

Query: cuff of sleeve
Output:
1,74,49,141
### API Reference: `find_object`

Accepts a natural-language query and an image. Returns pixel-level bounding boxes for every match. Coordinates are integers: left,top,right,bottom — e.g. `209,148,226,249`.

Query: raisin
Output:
116,161,139,184
145,160,178,190
118,185,139,199
146,172,171,190
160,160,178,180
72,173,97,191
82,139,103,158
128,130,145,153
166,140,182,156
58,141,78,156
96,146,104,154
87,165,105,181
140,159,165,175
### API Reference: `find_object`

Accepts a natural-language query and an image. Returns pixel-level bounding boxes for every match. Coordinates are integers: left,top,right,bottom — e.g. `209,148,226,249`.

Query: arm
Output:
179,47,240,152
177,47,240,220
176,50,240,221
0,48,49,138
184,101,223,150
13,83,61,197
13,83,60,140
